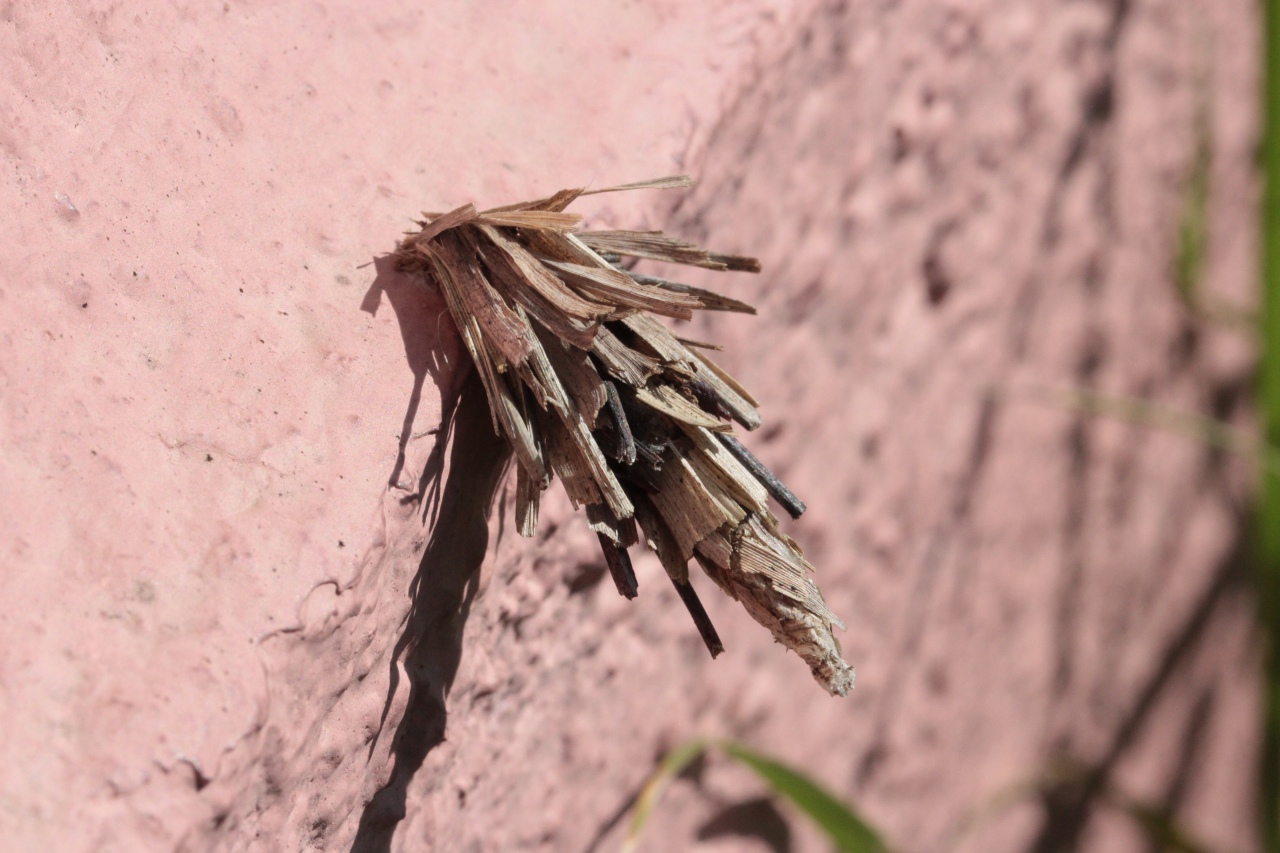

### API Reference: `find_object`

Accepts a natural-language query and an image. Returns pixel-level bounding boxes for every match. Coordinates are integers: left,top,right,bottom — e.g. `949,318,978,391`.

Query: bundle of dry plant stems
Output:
394,176,852,696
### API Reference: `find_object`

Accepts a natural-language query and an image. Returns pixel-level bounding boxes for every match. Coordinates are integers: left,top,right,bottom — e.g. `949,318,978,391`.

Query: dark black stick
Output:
717,433,807,519
670,576,724,658
596,533,638,599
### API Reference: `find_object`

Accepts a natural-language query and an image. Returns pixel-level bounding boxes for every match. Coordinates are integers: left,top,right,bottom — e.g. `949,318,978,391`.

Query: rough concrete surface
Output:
0,1,1263,851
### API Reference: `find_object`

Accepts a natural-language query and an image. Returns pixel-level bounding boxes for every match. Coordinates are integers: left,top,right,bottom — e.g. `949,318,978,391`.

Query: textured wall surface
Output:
0,1,1263,851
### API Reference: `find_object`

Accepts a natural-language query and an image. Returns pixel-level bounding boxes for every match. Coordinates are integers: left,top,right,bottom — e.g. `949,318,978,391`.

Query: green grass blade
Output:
1264,0,1280,561
620,740,708,853
1263,0,1280,847
720,741,889,853
1174,46,1212,316
1171,35,1253,331
1004,384,1280,477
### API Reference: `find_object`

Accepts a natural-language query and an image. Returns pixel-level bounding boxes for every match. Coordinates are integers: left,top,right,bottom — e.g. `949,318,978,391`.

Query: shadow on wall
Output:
697,796,792,853
360,256,465,498
1022,525,1250,853
351,261,512,853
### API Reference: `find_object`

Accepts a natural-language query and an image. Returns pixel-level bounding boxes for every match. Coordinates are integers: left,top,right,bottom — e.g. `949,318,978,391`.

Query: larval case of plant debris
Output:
394,176,853,696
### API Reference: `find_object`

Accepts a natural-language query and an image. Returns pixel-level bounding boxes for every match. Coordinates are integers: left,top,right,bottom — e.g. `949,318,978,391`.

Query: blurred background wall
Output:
0,1,1261,851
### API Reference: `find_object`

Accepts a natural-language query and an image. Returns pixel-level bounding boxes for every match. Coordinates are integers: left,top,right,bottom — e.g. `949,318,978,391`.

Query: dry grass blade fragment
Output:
393,176,853,696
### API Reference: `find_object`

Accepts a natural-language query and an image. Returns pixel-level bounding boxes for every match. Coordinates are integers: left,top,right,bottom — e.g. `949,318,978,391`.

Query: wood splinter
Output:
393,175,853,696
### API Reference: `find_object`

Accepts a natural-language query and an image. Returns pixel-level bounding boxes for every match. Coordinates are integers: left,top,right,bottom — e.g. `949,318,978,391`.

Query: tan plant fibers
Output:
394,176,852,696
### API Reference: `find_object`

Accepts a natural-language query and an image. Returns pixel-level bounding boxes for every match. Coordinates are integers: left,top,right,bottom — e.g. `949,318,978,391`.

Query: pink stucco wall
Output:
0,2,1263,851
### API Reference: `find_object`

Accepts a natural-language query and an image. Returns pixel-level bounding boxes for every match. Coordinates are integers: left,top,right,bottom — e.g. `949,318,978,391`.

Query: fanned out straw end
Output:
393,176,853,695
